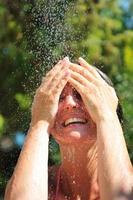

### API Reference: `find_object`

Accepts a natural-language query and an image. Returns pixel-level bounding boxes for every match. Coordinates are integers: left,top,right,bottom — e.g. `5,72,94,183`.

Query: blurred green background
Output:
0,0,133,199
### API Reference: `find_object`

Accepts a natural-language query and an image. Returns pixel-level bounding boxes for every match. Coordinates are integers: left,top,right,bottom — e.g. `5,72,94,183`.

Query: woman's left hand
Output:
68,57,118,124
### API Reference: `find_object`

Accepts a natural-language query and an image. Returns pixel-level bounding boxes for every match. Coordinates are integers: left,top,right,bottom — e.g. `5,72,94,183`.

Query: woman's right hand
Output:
31,57,70,130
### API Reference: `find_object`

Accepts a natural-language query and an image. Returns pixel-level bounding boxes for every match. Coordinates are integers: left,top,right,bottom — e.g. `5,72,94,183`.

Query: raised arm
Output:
97,110,133,200
69,57,133,200
4,57,70,200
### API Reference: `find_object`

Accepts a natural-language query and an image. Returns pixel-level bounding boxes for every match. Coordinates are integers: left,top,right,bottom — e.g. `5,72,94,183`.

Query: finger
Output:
42,57,69,84
69,72,96,94
40,57,70,90
70,70,89,87
53,70,71,99
68,77,84,96
48,57,69,76
78,57,101,79
68,77,97,107
70,69,99,90
42,60,62,82
69,63,98,85
49,67,70,91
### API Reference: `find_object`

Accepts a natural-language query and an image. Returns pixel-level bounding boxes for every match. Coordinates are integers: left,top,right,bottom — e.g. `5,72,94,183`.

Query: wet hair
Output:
96,68,124,126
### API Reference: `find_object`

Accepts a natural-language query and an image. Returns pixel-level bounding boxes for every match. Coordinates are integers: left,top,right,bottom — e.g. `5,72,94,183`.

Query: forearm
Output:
5,121,49,200
97,114,133,200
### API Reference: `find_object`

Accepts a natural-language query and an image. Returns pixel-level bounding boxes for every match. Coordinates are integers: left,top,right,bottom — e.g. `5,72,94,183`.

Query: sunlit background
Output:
0,0,133,199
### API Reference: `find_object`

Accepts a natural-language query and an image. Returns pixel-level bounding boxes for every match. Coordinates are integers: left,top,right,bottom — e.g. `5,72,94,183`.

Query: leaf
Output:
15,93,32,110
0,114,6,136
124,46,133,72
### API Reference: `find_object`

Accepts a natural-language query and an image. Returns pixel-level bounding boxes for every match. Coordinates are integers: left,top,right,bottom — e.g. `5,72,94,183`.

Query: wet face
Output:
51,83,97,144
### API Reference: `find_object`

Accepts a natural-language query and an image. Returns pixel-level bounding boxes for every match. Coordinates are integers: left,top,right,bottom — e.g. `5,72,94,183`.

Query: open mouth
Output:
62,118,88,127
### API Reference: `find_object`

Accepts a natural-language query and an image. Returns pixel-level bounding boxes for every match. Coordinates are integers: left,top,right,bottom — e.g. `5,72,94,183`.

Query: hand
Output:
68,57,118,124
31,57,70,130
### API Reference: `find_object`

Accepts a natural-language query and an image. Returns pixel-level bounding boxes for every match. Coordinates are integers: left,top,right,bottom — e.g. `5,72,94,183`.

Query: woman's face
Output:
51,82,97,144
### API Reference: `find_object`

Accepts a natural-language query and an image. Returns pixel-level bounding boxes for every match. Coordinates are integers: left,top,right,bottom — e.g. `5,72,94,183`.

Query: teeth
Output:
64,118,87,126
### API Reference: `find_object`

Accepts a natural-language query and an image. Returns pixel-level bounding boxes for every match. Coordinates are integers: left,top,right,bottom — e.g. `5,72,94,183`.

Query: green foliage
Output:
15,93,31,110
0,0,133,197
49,137,61,165
65,0,133,159
124,46,133,72
0,114,6,136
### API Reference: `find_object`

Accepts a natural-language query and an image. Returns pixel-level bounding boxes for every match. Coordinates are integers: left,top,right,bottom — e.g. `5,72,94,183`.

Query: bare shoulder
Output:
48,165,60,200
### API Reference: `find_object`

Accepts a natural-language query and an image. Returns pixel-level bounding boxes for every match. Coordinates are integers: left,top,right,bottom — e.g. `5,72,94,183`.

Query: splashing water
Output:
21,1,81,155
23,0,76,91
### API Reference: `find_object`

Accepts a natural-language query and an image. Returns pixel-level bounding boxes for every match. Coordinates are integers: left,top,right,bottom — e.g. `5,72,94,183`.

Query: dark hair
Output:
96,68,123,126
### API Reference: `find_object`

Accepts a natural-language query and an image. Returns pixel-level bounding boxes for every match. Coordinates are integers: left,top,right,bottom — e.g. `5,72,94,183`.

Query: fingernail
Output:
78,57,83,60
58,60,62,64
64,56,69,61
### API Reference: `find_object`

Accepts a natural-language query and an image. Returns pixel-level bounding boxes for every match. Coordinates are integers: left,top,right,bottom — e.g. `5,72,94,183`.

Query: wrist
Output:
30,120,50,132
96,111,119,126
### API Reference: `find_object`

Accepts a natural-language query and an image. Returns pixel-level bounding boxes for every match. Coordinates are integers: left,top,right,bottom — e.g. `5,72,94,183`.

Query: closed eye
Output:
59,94,65,102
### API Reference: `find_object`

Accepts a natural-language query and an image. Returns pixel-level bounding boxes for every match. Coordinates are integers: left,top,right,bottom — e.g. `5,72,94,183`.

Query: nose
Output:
65,95,77,109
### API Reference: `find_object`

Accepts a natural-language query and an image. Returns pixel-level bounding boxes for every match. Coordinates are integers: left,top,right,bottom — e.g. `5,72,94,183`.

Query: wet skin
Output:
5,57,133,200
51,82,97,144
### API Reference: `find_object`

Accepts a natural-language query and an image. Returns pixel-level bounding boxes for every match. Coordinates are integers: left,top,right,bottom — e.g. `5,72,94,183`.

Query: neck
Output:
59,141,97,199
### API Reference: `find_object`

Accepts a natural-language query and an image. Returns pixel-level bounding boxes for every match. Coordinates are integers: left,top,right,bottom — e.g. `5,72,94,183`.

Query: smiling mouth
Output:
62,118,88,127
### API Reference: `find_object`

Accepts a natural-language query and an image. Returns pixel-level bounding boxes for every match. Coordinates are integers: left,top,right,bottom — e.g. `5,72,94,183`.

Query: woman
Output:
5,57,133,200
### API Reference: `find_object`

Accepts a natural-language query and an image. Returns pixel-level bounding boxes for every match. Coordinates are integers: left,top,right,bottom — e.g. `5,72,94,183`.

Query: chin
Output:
52,124,97,144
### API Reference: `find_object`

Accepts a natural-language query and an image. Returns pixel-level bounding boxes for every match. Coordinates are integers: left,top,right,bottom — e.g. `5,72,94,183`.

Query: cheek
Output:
50,117,62,136
54,102,65,125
